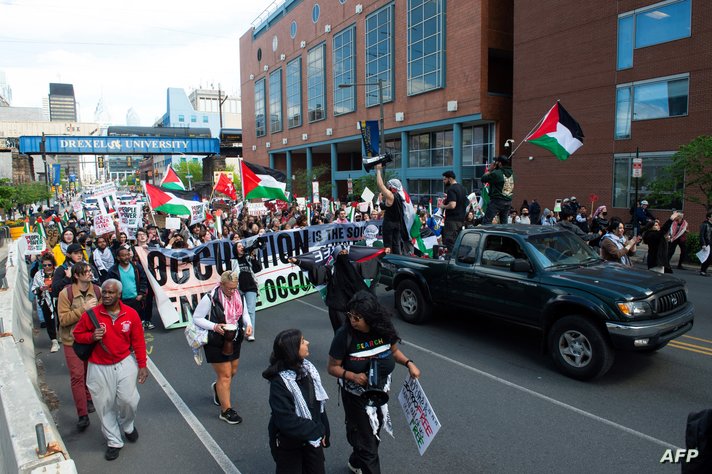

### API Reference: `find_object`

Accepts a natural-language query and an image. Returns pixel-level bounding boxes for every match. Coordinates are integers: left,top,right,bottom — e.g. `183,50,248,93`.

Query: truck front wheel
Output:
395,279,432,324
548,316,614,380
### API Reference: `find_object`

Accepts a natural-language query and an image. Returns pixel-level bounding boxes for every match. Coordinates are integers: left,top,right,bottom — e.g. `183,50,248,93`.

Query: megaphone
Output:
362,152,393,173
361,359,389,407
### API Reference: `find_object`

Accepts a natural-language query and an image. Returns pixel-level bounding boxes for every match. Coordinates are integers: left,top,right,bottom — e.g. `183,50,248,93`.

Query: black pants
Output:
442,220,463,251
702,252,712,273
142,291,154,323
328,308,347,334
123,298,143,317
382,220,402,255
483,198,511,225
668,239,687,268
39,300,57,341
342,389,382,474
271,436,325,474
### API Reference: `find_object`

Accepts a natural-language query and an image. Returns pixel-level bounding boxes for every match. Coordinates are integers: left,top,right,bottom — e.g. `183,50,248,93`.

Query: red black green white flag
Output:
526,102,584,160
145,183,197,216
240,161,288,201
160,165,186,191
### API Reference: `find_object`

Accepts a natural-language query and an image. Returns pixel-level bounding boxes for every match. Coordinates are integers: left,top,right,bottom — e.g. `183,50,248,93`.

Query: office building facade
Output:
239,0,513,201
48,83,78,122
513,0,711,225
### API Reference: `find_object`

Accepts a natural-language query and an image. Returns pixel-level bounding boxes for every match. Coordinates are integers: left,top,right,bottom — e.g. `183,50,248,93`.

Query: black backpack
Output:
682,409,712,473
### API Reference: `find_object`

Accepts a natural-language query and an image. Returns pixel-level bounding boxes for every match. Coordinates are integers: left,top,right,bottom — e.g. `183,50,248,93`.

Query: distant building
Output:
126,108,141,126
239,0,513,201
188,88,242,131
48,83,78,122
0,71,11,106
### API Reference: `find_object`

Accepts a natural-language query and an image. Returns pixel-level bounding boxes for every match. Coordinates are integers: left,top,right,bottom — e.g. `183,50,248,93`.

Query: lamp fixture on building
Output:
395,112,404,122
326,128,333,136
263,65,269,71
266,141,271,148
280,53,286,61
252,145,257,151
447,100,458,112
325,24,331,33
300,40,306,48
355,4,363,14
249,74,254,80
282,138,288,145
302,133,308,141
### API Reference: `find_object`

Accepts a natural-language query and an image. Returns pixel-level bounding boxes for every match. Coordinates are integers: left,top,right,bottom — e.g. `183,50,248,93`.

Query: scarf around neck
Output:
279,359,329,447
603,233,631,266
217,286,243,325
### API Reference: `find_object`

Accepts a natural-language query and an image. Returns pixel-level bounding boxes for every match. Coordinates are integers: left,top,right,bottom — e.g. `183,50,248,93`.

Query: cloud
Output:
1,0,272,125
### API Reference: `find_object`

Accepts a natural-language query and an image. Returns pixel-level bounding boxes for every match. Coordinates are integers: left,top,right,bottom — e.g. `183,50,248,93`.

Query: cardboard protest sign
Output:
312,180,320,203
361,186,375,204
18,233,45,255
190,202,209,225
97,192,118,215
398,377,441,456
118,205,141,229
93,214,115,236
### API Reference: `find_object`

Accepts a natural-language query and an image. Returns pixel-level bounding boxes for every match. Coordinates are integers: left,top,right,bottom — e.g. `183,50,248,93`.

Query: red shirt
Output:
72,302,147,368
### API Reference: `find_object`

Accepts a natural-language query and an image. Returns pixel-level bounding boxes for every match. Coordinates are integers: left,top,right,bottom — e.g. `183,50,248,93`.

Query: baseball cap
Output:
67,243,83,254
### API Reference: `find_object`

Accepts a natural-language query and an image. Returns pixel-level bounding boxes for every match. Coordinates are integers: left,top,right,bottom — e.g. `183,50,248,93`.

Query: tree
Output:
352,169,398,201
0,178,14,212
647,136,712,211
292,164,332,200
14,182,52,206
174,160,203,185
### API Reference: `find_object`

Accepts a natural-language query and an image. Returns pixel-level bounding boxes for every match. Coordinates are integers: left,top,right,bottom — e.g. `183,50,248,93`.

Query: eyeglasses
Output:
222,285,237,293
347,312,362,322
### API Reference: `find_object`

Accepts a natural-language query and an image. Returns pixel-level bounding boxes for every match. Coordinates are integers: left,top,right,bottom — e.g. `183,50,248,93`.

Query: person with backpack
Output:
57,262,101,433
192,271,253,425
31,253,61,353
327,291,421,474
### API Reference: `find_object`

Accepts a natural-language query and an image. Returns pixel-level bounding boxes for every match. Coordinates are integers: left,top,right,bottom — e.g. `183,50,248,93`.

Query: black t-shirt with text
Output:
329,325,396,388
444,183,467,221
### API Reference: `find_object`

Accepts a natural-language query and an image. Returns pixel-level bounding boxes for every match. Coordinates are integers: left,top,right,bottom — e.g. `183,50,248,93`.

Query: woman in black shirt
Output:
327,291,421,474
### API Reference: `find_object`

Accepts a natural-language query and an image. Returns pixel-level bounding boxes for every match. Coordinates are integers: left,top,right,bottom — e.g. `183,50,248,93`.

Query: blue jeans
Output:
244,291,257,330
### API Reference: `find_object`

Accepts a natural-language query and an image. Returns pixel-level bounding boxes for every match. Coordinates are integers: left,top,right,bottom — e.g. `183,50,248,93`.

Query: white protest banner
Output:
296,197,306,210
97,192,118,215
93,214,115,236
247,202,268,216
312,180,320,203
91,182,118,195
398,377,441,456
118,205,141,229
190,202,209,225
18,233,45,255
165,217,181,230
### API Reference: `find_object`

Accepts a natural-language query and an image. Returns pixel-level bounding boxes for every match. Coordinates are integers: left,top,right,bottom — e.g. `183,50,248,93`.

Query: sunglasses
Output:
347,312,362,322
42,263,54,267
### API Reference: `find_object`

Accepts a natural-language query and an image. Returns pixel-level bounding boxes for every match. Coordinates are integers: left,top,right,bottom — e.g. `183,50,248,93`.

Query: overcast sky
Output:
1,0,276,126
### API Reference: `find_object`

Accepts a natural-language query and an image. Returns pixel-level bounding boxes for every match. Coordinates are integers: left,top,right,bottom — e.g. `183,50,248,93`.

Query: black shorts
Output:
204,329,244,364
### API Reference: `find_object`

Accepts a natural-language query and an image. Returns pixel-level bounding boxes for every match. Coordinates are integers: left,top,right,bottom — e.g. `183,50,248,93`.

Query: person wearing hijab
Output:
289,245,381,333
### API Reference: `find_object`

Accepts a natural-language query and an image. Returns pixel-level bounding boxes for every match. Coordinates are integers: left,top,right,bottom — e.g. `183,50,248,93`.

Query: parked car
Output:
380,225,694,380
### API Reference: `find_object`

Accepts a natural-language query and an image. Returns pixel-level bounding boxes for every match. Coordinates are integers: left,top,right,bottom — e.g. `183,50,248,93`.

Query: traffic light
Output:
127,156,133,167
98,156,104,168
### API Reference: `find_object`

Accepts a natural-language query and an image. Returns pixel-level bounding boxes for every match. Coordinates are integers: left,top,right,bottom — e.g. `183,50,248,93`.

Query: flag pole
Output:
142,181,158,226
509,102,558,157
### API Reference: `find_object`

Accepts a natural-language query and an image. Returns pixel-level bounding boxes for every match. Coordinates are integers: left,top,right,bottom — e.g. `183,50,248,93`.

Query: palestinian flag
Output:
145,183,197,216
160,165,186,191
526,102,584,160
23,216,30,234
35,217,46,239
240,161,288,201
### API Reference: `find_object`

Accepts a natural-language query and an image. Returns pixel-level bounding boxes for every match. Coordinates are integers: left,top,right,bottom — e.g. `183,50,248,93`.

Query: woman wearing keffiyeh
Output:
600,217,641,266
193,271,253,425
263,329,330,474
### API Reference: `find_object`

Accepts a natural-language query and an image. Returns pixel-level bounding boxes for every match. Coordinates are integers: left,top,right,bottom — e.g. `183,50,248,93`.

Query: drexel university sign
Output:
19,135,220,155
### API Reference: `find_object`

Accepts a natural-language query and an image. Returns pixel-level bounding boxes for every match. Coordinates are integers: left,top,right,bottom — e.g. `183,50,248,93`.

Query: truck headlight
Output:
617,301,653,318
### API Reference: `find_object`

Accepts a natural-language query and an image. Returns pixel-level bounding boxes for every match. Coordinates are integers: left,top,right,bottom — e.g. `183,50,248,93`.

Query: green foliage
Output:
174,160,203,184
685,233,702,263
0,178,14,212
292,164,332,199
648,136,712,211
0,178,51,212
352,169,398,201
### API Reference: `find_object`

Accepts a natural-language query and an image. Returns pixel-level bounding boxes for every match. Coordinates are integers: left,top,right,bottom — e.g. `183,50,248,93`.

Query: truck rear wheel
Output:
395,279,432,324
548,316,614,380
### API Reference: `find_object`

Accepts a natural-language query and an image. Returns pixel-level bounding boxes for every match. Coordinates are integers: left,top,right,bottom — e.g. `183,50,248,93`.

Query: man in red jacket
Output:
73,279,149,461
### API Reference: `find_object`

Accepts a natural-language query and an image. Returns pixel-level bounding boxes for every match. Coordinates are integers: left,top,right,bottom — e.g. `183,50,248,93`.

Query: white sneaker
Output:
50,340,60,353
247,334,255,342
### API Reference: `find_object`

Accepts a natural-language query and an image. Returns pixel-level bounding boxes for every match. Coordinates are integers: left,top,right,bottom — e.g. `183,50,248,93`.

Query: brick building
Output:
513,0,712,226
239,0,513,202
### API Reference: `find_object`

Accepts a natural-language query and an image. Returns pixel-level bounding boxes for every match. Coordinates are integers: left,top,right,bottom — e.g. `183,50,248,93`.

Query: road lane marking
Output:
681,334,712,345
669,341,712,356
295,298,681,451
146,358,241,474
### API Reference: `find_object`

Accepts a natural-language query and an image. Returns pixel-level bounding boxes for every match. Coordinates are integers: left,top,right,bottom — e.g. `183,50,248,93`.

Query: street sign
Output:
632,158,642,178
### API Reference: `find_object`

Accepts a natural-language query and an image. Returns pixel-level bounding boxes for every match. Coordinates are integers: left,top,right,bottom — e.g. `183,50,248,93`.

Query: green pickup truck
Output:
380,225,694,380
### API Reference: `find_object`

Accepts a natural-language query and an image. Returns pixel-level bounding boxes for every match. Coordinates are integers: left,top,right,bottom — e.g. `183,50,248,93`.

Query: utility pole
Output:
40,133,50,206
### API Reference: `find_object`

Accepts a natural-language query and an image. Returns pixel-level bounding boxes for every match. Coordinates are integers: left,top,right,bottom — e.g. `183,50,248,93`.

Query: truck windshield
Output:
525,232,602,269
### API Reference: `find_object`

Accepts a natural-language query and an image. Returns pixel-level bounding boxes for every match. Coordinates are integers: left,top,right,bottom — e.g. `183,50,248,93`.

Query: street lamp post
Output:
186,173,193,191
339,79,386,160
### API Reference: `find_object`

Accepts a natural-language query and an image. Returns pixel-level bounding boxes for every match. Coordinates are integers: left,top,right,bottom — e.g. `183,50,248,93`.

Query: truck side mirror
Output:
511,258,532,273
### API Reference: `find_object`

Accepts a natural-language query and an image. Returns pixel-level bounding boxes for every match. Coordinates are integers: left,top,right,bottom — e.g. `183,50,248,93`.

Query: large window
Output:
333,26,356,116
408,130,453,168
463,125,494,167
254,79,266,137
613,153,683,209
365,4,394,107
307,43,326,122
407,179,446,207
407,0,445,95
385,137,401,168
615,74,689,139
269,69,283,133
286,58,302,128
617,0,691,70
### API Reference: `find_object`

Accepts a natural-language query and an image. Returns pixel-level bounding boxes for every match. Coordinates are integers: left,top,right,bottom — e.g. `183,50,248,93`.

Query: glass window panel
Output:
333,26,355,116
254,79,266,137
407,0,443,95
633,77,688,121
635,0,691,49
365,4,393,107
617,15,634,70
307,44,326,122
615,86,632,139
286,57,302,128
269,69,283,133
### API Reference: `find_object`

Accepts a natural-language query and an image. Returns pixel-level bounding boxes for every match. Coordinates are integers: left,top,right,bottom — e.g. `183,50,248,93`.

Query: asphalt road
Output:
36,264,712,473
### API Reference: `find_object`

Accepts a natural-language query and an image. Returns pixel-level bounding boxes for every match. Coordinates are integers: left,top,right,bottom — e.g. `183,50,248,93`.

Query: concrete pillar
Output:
400,131,409,183
330,143,338,199
453,123,463,179
269,153,275,169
